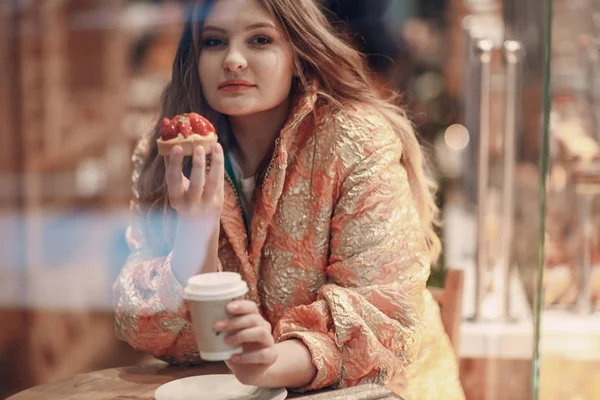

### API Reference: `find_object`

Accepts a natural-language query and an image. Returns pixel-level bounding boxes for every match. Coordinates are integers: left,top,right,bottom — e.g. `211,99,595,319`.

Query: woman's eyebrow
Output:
244,22,277,31
202,21,276,33
202,25,226,33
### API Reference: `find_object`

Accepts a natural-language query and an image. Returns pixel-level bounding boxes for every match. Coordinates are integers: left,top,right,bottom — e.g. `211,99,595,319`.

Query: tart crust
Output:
157,135,218,156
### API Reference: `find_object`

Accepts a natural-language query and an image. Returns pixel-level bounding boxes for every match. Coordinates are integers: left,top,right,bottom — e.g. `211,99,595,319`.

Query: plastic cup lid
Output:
183,272,248,301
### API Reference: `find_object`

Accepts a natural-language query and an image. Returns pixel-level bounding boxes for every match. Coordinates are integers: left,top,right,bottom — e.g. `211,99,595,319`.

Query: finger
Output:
214,313,266,333
227,300,259,316
225,327,274,347
203,143,224,200
230,347,278,365
166,146,185,206
187,146,206,202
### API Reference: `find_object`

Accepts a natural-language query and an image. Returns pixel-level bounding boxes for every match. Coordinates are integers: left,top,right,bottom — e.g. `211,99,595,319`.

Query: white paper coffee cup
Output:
183,272,249,361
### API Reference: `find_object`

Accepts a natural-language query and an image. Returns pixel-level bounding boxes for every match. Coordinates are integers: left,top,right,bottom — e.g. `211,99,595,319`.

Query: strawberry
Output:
160,117,178,140
176,120,193,138
188,112,215,137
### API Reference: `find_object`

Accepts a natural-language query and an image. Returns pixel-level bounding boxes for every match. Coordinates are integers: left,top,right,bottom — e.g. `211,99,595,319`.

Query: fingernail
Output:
213,144,221,154
227,303,238,312
231,355,240,362
172,148,181,156
214,321,225,331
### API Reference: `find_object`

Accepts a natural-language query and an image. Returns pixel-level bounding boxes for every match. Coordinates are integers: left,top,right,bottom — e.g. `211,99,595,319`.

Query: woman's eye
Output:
204,38,225,47
249,36,271,46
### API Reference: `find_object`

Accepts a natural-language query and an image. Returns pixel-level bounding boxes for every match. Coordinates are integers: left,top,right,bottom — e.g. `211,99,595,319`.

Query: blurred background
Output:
1,0,600,399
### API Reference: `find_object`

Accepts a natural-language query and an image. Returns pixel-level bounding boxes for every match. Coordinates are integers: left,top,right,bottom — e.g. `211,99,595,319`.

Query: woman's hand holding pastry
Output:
165,143,224,280
164,143,224,219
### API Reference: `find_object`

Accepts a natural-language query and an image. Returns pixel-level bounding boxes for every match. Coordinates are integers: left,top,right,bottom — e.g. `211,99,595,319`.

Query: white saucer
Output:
154,375,288,400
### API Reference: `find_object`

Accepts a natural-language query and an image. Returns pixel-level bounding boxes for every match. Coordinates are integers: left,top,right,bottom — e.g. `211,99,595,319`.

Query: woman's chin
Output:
215,103,265,117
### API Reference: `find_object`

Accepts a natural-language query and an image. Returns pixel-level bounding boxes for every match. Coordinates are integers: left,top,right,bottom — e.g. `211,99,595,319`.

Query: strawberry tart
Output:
157,113,218,156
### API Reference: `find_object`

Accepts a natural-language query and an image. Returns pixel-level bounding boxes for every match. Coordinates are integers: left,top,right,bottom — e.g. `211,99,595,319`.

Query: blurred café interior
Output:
1,0,600,399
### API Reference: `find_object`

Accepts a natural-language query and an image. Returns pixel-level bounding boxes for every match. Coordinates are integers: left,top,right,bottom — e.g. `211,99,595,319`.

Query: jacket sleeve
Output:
113,134,216,364
273,130,430,391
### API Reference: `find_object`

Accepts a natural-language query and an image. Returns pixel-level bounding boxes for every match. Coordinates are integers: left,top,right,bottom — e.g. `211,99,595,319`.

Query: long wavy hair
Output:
138,0,441,261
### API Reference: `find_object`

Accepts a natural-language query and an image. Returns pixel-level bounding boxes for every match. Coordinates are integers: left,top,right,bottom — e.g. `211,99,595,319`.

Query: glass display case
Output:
440,0,600,398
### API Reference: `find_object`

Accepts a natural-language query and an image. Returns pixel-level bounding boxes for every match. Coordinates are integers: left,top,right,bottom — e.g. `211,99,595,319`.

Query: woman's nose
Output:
223,47,247,72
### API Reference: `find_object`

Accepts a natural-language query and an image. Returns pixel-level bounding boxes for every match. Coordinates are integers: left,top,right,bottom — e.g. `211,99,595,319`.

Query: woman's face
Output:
198,0,295,117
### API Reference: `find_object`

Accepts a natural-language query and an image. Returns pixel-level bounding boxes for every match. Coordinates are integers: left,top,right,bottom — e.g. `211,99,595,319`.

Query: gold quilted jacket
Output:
114,89,465,399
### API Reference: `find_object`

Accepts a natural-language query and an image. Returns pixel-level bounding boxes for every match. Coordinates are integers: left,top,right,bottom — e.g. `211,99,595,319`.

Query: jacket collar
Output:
219,83,319,300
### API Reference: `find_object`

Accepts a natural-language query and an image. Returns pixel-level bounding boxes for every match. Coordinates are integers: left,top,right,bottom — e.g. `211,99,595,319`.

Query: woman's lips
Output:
218,80,255,92
219,85,254,92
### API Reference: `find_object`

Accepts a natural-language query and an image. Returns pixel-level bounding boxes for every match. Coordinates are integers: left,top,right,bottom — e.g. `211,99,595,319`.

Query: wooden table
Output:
7,362,402,400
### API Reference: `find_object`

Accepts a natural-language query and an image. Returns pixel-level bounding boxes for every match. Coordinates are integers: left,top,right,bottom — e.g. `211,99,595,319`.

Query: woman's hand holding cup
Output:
216,300,278,386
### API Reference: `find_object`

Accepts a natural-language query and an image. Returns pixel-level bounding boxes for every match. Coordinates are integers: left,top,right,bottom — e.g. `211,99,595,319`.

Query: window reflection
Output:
2,1,600,399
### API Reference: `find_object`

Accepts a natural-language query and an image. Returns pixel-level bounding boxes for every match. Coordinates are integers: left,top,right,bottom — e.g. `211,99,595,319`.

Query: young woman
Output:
114,0,465,398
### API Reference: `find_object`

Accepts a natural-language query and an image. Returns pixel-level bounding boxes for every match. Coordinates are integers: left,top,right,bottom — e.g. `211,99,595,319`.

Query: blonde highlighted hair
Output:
139,0,441,261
